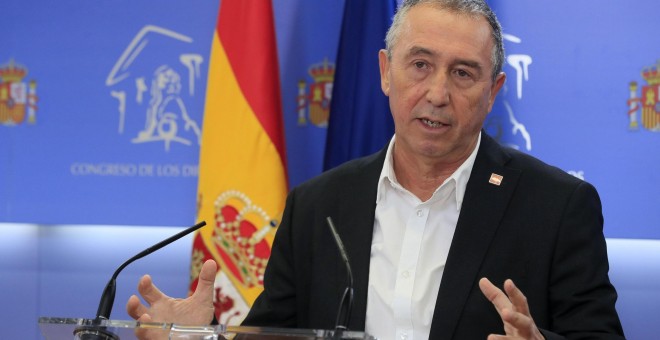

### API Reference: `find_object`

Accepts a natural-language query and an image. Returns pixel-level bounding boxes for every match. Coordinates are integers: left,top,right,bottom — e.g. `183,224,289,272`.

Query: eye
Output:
414,61,427,69
455,69,471,78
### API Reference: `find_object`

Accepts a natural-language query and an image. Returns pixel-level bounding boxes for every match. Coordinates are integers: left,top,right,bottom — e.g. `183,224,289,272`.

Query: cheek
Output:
388,95,406,126
456,91,490,126
469,88,490,107
403,85,428,110
390,88,417,117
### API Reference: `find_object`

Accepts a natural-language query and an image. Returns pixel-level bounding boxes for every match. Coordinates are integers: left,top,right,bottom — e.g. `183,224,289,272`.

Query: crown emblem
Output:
0,59,28,83
308,59,335,83
212,190,278,288
642,61,660,86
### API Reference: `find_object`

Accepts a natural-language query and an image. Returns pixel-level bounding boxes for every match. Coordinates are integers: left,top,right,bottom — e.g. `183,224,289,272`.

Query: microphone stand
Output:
74,221,207,340
326,217,354,340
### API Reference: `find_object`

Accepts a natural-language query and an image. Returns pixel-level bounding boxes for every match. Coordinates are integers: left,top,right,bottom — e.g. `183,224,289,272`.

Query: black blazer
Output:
243,133,624,339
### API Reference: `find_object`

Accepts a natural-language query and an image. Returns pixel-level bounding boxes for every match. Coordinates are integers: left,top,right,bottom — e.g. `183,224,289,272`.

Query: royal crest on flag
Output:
190,0,288,325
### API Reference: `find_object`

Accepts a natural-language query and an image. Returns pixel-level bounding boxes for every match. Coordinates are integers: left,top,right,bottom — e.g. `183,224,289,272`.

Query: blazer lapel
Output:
429,134,521,339
331,148,387,331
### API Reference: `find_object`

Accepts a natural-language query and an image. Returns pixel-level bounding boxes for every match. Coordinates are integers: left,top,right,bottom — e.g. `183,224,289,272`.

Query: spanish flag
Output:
189,0,287,325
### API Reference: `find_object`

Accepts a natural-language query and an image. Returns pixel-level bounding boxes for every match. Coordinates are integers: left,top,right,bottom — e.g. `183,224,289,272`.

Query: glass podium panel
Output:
38,317,376,340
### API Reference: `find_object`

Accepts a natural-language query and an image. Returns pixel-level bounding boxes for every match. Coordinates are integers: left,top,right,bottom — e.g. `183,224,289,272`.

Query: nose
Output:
425,71,450,107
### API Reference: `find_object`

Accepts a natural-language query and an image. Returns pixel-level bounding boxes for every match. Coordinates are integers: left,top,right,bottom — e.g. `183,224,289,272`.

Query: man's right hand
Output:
126,259,218,325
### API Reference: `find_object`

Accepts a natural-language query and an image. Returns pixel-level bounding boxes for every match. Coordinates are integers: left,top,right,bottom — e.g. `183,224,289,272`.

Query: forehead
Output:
395,4,493,63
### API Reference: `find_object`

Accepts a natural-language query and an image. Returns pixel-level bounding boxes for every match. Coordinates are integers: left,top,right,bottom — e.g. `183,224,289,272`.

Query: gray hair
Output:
385,0,504,81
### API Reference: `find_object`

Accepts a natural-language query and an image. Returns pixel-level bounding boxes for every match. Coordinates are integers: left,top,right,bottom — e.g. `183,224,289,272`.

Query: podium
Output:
39,317,376,340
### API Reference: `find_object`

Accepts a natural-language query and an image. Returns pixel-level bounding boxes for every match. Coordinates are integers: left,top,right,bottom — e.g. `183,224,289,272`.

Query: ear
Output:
378,49,391,96
487,72,506,112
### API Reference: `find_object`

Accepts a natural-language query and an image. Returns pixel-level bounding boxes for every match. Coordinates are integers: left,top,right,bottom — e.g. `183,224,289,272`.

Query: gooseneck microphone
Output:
74,221,207,340
325,216,354,339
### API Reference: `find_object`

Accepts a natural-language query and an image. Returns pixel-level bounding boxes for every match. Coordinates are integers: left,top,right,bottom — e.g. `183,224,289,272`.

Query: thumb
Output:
192,260,218,303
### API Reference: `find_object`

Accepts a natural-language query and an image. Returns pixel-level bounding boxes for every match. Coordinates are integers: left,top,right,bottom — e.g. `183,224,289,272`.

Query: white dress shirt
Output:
365,133,481,340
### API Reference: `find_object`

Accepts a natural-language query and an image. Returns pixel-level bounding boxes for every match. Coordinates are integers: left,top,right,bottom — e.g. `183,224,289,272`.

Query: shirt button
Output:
416,209,423,217
401,332,408,340
402,271,410,278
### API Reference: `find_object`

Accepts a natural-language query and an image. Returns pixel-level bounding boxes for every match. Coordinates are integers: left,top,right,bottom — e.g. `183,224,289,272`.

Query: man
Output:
127,0,624,339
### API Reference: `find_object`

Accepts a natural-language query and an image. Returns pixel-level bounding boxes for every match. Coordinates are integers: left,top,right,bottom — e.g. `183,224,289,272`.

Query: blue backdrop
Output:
1,0,657,238
0,1,659,340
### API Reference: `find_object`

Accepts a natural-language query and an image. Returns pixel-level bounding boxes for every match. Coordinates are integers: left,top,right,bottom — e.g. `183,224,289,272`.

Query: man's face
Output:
379,4,505,165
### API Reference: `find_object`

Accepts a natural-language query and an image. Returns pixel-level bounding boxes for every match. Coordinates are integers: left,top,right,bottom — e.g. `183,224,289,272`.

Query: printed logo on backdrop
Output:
485,34,584,181
106,25,204,151
296,59,335,127
485,33,533,152
627,60,660,132
0,59,38,126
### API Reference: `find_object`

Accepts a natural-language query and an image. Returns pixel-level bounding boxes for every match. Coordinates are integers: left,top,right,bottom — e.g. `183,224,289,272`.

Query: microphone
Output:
74,220,207,340
325,216,354,339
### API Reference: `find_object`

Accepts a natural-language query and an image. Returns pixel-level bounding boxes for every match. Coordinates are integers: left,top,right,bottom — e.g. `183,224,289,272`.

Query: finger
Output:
500,307,535,337
135,314,169,340
479,277,512,313
486,335,512,340
192,260,218,304
486,335,506,340
137,274,167,305
134,314,153,340
504,279,531,316
137,313,153,323
126,294,149,320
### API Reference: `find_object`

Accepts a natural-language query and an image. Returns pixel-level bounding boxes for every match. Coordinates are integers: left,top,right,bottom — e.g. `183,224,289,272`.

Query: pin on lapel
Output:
489,173,503,186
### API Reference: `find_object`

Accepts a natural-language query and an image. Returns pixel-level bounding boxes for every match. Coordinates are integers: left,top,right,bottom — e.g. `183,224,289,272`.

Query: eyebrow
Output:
406,46,483,71
407,46,435,58
454,58,483,72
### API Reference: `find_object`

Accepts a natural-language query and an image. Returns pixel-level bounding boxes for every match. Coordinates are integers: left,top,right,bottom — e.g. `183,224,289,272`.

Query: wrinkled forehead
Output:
401,3,491,35
396,5,493,54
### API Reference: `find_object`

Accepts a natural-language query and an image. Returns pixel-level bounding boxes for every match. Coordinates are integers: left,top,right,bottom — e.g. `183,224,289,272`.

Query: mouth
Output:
420,118,448,128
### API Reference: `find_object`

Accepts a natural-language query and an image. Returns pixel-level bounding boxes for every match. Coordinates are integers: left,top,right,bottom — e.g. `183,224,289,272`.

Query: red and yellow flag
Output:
189,0,287,325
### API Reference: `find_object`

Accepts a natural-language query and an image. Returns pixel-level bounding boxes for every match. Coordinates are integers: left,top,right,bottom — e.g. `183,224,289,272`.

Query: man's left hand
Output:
479,277,545,340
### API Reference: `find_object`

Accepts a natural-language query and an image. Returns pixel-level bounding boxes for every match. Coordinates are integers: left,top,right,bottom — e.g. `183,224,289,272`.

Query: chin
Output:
416,143,448,159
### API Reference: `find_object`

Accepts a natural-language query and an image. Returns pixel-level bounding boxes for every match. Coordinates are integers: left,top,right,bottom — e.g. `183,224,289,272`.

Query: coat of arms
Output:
0,59,37,126
627,60,660,132
297,59,335,127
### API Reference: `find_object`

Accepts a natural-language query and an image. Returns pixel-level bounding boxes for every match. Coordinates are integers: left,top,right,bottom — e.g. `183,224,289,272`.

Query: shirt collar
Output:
376,132,481,210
